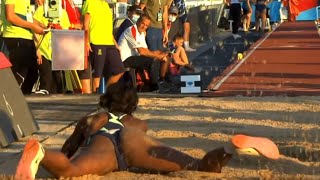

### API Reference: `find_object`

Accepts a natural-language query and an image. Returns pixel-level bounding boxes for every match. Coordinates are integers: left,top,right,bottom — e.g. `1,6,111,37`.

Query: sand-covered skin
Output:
1,96,319,179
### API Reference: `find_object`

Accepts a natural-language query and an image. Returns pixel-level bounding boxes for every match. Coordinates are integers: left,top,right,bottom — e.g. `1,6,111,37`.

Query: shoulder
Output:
121,115,148,132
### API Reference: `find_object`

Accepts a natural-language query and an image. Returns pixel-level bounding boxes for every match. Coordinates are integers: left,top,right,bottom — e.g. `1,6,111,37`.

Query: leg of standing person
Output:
90,44,106,92
146,27,164,90
230,3,242,39
51,71,65,94
22,64,38,94
78,64,92,94
255,5,262,32
146,27,164,51
4,38,39,94
245,11,252,31
37,56,52,94
260,7,267,32
182,20,196,52
104,46,125,88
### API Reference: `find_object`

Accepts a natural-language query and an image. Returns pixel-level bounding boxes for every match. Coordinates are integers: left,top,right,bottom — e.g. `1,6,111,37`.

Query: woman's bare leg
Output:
245,13,252,31
120,127,232,173
42,135,118,177
255,12,261,32
260,9,267,32
15,136,118,179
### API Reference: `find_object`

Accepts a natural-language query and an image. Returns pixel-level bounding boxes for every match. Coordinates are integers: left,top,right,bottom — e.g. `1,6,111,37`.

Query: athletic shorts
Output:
78,45,125,79
89,130,128,171
255,4,267,14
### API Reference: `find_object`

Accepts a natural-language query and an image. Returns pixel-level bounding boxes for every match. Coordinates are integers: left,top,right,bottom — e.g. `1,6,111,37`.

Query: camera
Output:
44,0,62,19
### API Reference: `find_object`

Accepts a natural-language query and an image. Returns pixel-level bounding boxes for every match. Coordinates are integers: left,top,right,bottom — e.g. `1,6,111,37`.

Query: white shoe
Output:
250,26,256,31
35,89,49,95
185,47,196,52
232,34,241,39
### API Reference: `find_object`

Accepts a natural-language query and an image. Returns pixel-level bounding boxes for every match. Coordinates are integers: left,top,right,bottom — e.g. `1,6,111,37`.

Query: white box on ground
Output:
180,75,201,93
52,30,85,70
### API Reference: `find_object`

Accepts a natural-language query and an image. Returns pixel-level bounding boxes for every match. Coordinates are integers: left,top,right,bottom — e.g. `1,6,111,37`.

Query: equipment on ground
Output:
0,53,39,148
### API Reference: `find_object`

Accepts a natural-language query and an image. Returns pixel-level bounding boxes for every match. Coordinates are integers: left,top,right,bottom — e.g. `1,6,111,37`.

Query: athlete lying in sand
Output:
15,82,280,179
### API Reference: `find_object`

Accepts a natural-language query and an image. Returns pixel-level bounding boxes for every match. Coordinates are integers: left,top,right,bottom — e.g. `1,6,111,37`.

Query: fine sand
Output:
0,95,319,179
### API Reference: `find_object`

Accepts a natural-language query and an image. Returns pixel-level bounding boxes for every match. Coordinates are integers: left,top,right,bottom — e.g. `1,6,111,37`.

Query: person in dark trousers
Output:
225,0,242,39
15,82,280,179
1,0,46,94
33,0,71,94
118,15,170,92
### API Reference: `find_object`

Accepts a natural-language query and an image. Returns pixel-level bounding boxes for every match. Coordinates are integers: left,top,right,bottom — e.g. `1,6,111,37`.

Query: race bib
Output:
157,11,163,21
26,12,33,23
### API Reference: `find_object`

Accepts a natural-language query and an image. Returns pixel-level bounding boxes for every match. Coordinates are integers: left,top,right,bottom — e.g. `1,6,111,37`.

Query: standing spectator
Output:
118,15,171,92
62,0,82,30
79,0,125,93
61,0,89,93
1,0,46,94
165,5,179,36
255,0,270,32
169,0,195,51
225,0,242,39
281,0,300,22
33,0,71,94
139,0,171,90
139,0,170,51
115,5,143,42
242,0,253,32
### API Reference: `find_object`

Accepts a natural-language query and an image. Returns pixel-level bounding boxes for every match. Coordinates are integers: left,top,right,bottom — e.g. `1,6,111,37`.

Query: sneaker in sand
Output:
231,134,280,160
199,147,233,173
15,139,45,180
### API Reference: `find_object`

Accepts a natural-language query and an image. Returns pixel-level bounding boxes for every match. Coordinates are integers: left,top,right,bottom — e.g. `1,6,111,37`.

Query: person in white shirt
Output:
118,14,171,91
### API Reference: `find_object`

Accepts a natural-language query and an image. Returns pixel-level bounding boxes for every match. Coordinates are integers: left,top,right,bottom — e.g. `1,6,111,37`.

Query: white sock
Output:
184,41,190,49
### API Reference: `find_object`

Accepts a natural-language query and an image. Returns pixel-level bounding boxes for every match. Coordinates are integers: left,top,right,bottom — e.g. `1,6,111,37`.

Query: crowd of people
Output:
0,0,302,94
225,0,297,39
1,0,196,95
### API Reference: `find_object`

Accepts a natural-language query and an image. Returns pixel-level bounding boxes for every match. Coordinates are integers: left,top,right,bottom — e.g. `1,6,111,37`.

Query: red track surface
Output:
204,21,320,97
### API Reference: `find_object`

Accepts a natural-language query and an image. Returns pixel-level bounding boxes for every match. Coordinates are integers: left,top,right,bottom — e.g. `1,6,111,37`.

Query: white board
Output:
51,30,85,70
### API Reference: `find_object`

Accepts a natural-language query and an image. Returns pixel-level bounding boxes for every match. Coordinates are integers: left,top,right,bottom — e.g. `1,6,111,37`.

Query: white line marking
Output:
212,25,280,91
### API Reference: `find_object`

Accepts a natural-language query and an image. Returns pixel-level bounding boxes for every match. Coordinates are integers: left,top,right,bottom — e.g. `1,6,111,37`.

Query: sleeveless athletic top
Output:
99,113,126,135
87,112,128,170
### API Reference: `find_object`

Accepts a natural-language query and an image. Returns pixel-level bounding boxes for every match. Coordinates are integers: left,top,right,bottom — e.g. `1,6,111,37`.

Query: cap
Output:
169,5,179,15
127,5,143,15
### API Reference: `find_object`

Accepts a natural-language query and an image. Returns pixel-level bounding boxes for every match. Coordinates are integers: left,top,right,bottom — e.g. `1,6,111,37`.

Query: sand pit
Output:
0,95,319,179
